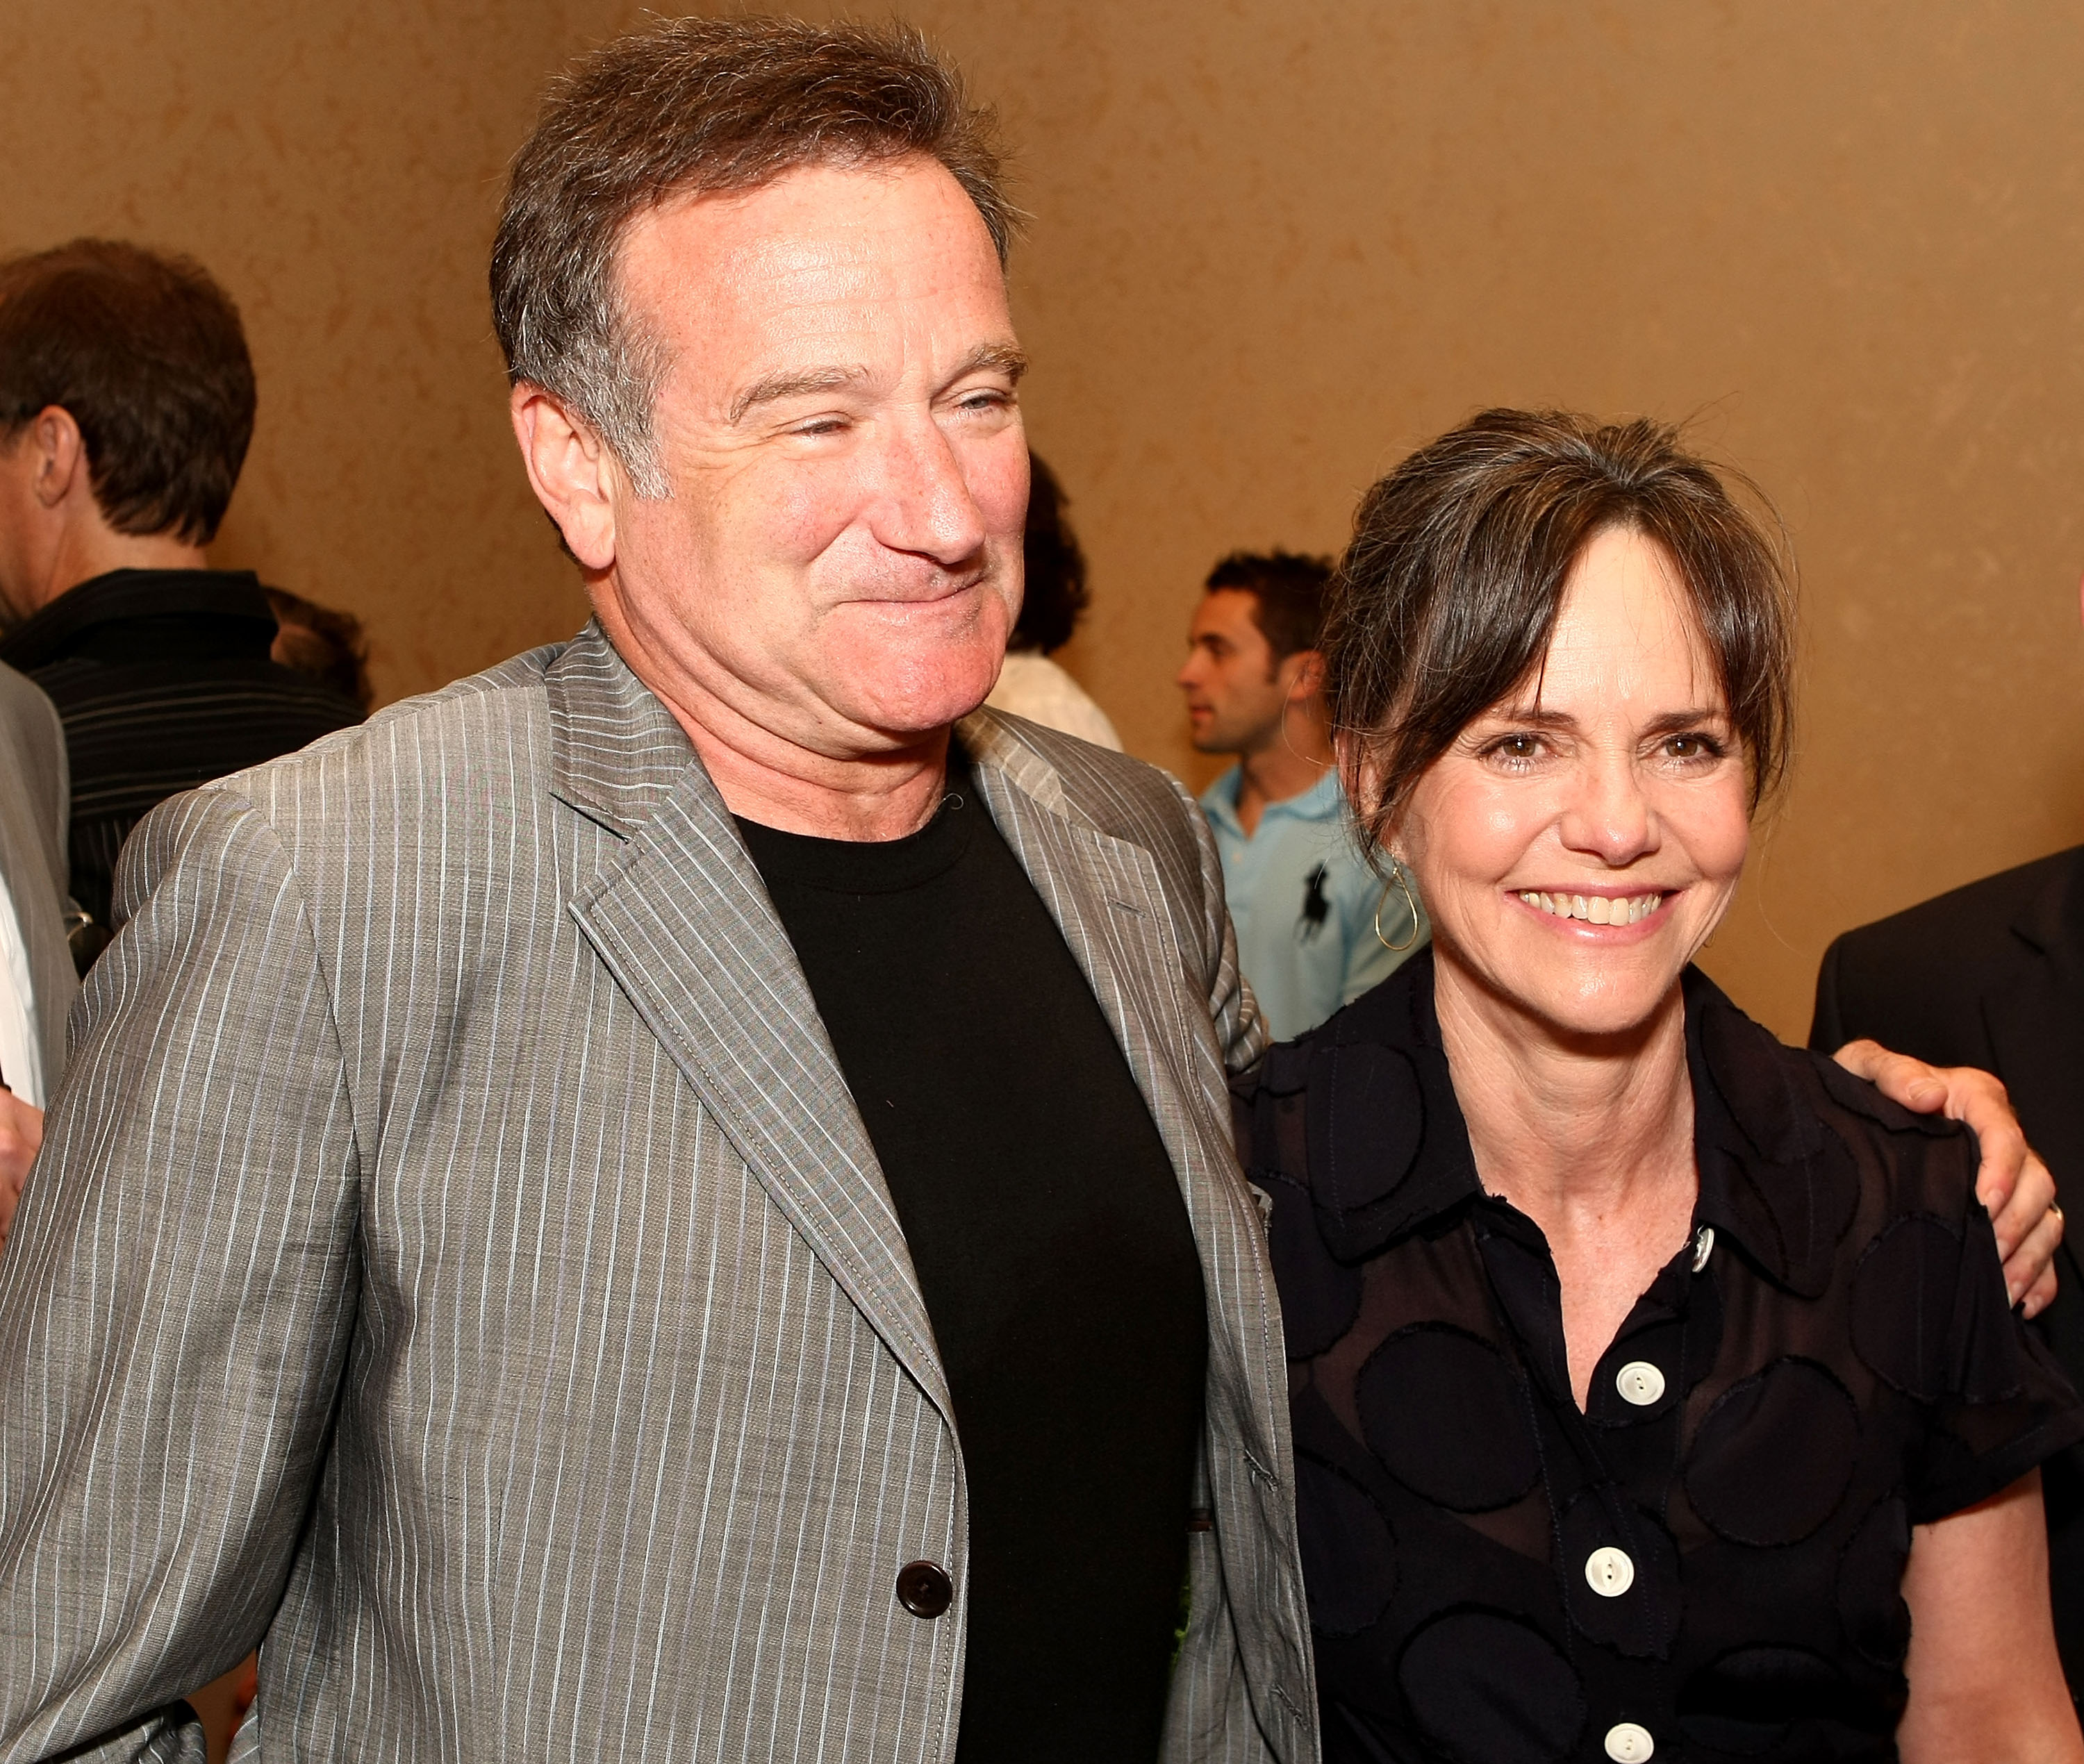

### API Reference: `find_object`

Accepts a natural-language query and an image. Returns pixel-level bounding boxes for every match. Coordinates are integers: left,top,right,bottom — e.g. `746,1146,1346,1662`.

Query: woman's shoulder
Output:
1682,967,1987,1287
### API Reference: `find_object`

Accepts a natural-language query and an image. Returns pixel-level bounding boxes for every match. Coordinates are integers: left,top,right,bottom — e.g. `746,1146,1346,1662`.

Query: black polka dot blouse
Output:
1234,950,2084,1764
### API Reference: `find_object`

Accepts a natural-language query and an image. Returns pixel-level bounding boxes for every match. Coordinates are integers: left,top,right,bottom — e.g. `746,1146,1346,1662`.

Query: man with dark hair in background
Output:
0,240,363,954
1179,549,1425,1038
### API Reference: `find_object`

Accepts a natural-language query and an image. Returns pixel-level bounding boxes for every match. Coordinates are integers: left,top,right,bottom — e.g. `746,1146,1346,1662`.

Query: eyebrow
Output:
1479,704,1730,735
725,340,1029,426
728,365,870,425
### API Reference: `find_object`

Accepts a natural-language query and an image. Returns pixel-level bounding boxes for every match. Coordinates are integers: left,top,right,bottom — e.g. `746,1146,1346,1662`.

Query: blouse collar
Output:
1281,950,1892,1298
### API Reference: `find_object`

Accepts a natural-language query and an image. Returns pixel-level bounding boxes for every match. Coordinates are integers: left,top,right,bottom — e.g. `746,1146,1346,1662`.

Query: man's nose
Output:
872,415,991,566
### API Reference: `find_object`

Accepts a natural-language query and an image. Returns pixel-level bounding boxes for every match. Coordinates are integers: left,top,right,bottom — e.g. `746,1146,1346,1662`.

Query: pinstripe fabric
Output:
0,664,76,1088
0,622,1316,1763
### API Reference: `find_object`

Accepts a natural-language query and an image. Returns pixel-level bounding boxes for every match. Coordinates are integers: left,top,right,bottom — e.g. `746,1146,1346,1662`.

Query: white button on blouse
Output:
1604,1720,1655,1761
1584,1546,1635,1597
1615,1361,1666,1406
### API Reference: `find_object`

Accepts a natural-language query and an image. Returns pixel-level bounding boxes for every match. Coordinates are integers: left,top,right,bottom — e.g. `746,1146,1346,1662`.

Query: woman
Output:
1243,410,2084,1763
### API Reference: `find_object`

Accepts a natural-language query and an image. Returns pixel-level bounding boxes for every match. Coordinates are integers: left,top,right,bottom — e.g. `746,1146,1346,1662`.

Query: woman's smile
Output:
1511,886,1671,929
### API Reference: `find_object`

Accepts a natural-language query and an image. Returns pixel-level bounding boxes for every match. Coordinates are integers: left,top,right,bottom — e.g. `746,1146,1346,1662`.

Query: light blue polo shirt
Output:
1198,765,1429,1042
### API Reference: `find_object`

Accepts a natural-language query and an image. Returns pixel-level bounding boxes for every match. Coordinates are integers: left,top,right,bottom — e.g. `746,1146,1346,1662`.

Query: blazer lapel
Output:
547,626,951,1422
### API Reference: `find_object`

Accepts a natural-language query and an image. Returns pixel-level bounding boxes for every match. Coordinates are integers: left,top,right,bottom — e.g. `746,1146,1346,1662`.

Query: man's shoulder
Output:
201,640,570,816
0,661,63,767
1829,845,2084,988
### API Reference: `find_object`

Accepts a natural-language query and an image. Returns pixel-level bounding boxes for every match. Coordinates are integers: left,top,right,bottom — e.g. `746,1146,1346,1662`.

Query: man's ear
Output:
26,407,86,509
509,383,622,574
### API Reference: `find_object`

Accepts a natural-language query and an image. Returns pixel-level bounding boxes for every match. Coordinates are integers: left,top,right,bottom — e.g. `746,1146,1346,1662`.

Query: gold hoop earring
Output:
1373,860,1421,954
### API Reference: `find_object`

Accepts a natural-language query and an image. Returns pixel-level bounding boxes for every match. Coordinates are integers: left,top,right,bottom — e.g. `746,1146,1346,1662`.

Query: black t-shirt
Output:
1237,951,2084,1764
736,751,1207,1761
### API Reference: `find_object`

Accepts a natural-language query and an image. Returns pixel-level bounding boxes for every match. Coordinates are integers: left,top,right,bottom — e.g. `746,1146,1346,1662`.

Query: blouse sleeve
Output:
1900,1178,2084,1524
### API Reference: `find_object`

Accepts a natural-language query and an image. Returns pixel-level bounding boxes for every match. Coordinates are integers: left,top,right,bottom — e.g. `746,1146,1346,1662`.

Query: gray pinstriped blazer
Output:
0,662,76,1092
0,624,1317,1763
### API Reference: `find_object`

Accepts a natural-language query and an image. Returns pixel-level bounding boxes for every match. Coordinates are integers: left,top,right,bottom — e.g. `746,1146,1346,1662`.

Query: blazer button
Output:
896,1560,954,1619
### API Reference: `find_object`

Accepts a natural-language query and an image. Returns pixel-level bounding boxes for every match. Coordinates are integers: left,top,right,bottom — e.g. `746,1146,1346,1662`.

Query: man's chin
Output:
825,638,1004,744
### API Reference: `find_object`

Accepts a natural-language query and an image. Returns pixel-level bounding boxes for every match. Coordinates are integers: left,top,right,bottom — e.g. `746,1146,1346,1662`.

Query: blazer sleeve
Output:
0,786,361,1762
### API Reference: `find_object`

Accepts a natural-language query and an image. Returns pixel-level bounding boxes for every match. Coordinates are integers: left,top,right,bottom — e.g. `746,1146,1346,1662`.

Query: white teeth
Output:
1517,890,1664,924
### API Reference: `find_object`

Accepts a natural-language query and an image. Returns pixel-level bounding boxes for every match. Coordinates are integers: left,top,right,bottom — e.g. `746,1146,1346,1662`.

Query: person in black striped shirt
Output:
0,240,363,956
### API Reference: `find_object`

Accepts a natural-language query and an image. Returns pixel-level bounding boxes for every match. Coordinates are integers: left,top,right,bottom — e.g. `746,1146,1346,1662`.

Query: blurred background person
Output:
0,240,365,962
0,660,76,1252
267,586,374,714
1251,408,2082,1763
982,450,1120,747
1180,547,1426,1039
1810,569,2084,1701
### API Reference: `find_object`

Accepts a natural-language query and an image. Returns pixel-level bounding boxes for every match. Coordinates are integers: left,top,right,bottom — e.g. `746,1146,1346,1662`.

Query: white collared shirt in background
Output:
0,863,44,1106
983,652,1123,750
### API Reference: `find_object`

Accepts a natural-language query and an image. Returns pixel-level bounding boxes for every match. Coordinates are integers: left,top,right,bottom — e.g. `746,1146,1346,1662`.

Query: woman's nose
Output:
1557,757,1656,865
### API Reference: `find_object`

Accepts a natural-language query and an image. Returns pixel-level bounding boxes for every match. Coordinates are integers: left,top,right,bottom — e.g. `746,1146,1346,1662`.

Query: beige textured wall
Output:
0,2,605,699
8,1,2084,1039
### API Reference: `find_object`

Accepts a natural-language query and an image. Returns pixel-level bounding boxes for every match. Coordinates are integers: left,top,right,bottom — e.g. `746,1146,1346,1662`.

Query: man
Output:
0,240,363,948
1812,577,2084,1698
0,23,1309,1763
1180,550,1423,1039
0,660,76,1249
0,20,2053,1764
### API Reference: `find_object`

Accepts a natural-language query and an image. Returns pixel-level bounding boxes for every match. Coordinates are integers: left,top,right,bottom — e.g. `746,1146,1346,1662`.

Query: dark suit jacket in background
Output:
0,567,364,933
1812,844,2084,1692
0,663,76,1088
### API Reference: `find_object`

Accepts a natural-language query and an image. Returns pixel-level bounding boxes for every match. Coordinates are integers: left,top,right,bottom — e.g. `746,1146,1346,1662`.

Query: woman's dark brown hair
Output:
1011,451,1089,654
1323,409,1796,857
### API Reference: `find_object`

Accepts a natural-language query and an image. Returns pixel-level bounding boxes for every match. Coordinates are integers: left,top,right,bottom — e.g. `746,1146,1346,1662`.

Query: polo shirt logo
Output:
1299,863,1330,942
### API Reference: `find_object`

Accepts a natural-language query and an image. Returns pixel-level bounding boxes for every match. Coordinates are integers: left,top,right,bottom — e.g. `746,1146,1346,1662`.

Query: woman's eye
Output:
1490,734,1543,765
1662,733,1721,761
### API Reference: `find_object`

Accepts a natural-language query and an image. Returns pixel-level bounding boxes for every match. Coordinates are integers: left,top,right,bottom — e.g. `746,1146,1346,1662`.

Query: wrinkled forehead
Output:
613,156,1005,327
1504,527,1730,719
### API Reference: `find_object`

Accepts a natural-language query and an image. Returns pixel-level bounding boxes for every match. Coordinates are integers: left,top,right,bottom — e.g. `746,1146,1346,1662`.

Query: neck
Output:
593,589,952,842
689,711,951,840
29,525,206,615
1233,699,1334,832
1432,951,1696,1234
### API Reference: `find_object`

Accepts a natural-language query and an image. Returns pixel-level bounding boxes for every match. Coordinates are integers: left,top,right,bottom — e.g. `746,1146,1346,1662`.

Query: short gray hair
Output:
491,15,1015,496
